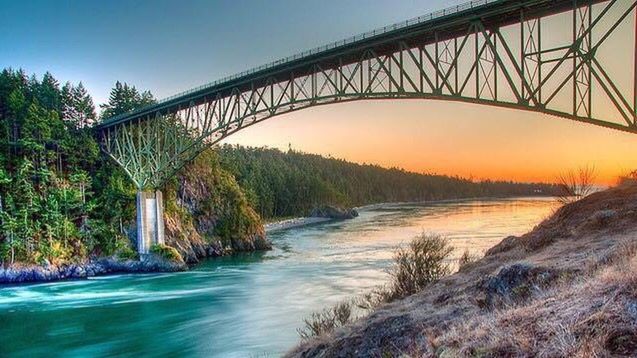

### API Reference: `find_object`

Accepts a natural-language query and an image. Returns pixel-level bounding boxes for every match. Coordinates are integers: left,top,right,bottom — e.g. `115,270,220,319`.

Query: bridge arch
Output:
95,0,637,253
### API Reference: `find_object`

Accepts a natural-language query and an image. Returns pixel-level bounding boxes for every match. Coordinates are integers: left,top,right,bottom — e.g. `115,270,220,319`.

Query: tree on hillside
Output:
37,72,61,111
61,83,78,124
74,83,96,128
61,82,96,128
0,69,141,265
216,145,561,219
100,81,155,120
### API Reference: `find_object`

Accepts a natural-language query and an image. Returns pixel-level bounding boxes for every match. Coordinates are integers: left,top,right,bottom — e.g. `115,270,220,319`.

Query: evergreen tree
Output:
38,72,60,111
60,82,78,124
100,81,155,119
74,82,96,127
217,145,560,219
0,69,142,265
61,81,96,128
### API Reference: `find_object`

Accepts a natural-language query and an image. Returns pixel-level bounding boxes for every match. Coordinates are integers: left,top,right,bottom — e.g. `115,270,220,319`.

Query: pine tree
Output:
60,82,79,124
38,72,60,111
100,81,155,120
61,82,96,128
74,82,96,127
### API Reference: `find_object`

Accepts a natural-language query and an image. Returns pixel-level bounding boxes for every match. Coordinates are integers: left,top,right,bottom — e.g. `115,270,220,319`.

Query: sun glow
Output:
224,99,637,186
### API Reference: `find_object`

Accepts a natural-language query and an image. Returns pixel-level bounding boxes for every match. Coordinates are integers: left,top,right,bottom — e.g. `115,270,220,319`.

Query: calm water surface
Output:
0,198,558,357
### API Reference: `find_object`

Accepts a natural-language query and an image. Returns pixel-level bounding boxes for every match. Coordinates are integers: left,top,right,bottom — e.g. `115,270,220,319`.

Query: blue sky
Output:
2,0,636,184
0,0,464,105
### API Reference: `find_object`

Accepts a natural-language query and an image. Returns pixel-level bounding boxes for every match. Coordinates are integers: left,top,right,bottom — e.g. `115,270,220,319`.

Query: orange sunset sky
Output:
4,0,636,185
219,3,637,187
225,99,637,186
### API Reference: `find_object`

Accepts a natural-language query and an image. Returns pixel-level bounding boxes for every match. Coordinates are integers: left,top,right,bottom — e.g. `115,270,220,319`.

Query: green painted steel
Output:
97,0,637,189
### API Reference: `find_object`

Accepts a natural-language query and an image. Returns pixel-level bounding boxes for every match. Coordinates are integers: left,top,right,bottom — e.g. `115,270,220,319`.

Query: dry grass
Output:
556,165,596,204
458,249,480,271
387,233,453,300
357,233,453,309
434,244,637,357
288,184,637,358
297,301,354,340
298,233,453,339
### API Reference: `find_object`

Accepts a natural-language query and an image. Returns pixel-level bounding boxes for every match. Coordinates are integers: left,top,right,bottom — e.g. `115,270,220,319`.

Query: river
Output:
0,197,558,357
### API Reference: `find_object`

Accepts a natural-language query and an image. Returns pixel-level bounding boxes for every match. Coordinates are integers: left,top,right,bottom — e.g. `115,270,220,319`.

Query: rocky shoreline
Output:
265,217,332,233
265,205,359,233
287,184,637,357
0,255,186,285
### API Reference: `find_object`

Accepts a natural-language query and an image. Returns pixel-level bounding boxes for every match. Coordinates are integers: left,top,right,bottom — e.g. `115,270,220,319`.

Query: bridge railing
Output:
102,0,499,124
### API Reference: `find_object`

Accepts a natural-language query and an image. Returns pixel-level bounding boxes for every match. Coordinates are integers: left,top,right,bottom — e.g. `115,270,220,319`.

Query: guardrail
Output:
103,0,500,124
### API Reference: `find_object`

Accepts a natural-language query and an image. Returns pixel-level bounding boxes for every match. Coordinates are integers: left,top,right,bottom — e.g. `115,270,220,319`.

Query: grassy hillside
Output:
289,183,637,357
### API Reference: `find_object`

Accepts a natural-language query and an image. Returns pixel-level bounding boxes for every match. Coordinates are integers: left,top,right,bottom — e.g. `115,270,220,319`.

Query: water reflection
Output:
0,197,558,357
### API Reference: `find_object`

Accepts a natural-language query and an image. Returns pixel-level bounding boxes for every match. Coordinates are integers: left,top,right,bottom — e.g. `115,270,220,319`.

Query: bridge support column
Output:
136,190,165,256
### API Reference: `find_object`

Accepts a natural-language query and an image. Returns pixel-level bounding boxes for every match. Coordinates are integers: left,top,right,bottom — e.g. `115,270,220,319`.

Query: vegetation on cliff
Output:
0,68,134,266
0,68,265,267
163,148,269,263
218,145,561,219
298,233,454,339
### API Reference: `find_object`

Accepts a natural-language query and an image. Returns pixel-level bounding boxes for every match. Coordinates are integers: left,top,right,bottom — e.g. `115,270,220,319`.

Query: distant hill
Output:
216,145,560,219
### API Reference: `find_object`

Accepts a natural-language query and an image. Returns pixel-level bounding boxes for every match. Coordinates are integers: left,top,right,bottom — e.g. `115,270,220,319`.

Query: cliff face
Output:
289,184,637,357
163,149,271,264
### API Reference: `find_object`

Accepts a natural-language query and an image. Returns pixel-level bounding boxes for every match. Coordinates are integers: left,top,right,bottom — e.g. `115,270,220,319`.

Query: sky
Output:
1,0,636,185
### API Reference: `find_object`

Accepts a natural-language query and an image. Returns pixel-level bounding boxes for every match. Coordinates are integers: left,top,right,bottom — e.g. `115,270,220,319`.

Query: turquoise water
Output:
0,198,558,357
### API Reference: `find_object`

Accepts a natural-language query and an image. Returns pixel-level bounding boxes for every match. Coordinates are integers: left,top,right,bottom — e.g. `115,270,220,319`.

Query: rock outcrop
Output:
310,205,359,220
164,149,271,264
0,255,186,285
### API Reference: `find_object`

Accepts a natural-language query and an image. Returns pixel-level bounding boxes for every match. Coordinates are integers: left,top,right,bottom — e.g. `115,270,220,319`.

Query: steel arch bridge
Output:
95,0,637,253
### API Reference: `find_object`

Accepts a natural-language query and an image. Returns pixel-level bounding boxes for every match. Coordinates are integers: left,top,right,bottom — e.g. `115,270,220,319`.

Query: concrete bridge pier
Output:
136,190,165,256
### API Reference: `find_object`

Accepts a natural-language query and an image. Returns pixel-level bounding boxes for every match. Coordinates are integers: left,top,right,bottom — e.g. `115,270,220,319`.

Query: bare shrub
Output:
386,233,454,301
557,166,596,204
617,169,637,186
299,233,454,339
298,301,354,339
458,249,480,271
357,233,455,309
355,286,391,310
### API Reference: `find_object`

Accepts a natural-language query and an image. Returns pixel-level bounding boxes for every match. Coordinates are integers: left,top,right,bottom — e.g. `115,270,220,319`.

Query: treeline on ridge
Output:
0,69,262,266
217,145,560,219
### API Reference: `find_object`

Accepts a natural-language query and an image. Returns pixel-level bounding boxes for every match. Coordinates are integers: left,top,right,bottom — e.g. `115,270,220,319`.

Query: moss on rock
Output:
150,244,184,264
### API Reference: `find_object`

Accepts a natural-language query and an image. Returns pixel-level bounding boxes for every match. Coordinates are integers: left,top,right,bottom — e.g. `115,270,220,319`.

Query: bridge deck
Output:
97,0,602,129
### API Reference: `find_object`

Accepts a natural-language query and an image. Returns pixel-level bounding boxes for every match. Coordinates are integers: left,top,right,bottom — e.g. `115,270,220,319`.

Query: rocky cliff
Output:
163,149,271,264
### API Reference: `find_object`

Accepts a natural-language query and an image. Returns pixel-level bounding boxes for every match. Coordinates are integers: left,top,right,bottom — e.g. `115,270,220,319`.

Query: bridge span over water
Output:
96,0,637,254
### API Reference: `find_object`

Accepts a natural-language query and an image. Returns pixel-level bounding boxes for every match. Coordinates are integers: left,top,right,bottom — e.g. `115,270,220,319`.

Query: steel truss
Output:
99,0,637,189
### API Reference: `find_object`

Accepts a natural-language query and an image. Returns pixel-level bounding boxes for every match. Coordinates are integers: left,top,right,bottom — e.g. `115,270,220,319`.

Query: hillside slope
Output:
289,184,637,357
217,145,560,219
164,149,270,264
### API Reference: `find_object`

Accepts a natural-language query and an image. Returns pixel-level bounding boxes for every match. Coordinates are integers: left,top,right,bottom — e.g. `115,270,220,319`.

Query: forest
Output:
218,145,560,219
0,69,157,266
0,68,559,266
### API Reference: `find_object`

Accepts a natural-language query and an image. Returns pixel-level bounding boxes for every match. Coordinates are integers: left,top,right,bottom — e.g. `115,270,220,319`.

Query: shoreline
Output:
0,256,186,286
287,185,636,357
265,217,332,233
2,195,556,286
266,195,557,233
